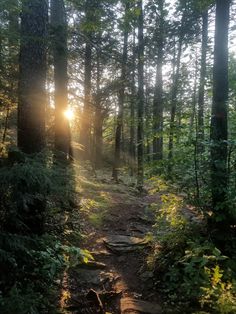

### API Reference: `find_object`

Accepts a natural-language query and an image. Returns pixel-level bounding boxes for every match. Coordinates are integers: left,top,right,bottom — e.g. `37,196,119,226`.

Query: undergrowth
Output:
148,177,236,314
0,151,90,313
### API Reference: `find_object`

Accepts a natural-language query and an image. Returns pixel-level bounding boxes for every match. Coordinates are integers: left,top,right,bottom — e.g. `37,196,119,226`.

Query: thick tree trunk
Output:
18,0,48,153
197,10,208,152
137,0,144,190
51,0,71,160
17,0,48,235
210,0,230,215
153,0,164,161
2,0,19,150
112,3,129,181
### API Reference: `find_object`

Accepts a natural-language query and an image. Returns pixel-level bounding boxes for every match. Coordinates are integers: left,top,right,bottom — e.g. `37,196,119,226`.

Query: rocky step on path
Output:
64,201,162,314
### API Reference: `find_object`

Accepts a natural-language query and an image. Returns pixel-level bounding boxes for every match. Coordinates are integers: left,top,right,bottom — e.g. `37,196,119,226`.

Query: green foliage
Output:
0,153,50,233
0,233,62,313
0,153,87,313
0,285,44,314
150,190,236,313
0,232,90,313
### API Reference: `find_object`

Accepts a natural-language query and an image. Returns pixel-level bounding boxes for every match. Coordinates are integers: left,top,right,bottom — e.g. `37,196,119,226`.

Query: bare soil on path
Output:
60,171,163,314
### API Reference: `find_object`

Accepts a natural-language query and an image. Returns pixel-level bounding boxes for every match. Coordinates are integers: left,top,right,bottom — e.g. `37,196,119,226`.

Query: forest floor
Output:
58,165,164,314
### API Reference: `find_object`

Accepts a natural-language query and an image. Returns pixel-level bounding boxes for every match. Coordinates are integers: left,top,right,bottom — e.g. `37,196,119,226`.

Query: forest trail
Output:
60,167,163,314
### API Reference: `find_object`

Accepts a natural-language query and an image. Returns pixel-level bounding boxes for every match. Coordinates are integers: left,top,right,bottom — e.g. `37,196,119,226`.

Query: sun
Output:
64,108,74,121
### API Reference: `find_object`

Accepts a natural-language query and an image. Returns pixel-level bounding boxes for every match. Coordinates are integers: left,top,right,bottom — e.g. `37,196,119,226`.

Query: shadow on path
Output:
60,167,163,314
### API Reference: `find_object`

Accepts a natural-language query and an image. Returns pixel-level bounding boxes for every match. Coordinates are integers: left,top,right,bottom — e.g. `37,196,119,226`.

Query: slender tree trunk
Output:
168,13,185,173
94,51,103,169
80,0,93,159
189,58,198,141
51,0,71,160
112,2,129,181
167,38,182,172
18,0,48,153
137,0,144,190
94,111,103,168
197,10,208,152
8,0,19,78
145,68,151,163
1,105,10,148
153,0,164,161
210,0,230,216
130,29,136,176
0,30,2,71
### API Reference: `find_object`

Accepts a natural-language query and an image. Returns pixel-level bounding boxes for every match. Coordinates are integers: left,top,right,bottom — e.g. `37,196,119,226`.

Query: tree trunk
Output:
167,39,182,172
197,10,208,152
145,67,151,163
2,0,19,151
189,58,198,141
18,0,48,153
210,0,230,216
8,0,19,78
137,0,144,190
17,0,48,235
168,13,185,174
51,0,71,160
129,29,136,176
80,0,93,159
112,2,129,181
94,51,103,169
153,0,164,161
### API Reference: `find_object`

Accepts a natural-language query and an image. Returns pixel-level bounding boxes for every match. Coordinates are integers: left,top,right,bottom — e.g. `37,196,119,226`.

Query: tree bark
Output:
197,10,208,152
112,2,129,181
210,0,230,215
80,0,93,160
51,0,71,160
145,67,151,163
168,12,185,174
129,28,136,176
189,58,198,141
153,0,164,161
137,0,144,190
18,0,48,153
94,51,103,169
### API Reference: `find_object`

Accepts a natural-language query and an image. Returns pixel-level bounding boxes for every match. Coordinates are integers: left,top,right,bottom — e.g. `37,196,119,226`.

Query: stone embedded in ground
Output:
128,215,153,226
75,269,115,286
120,297,162,314
140,271,154,281
130,224,149,234
77,260,107,270
75,269,102,286
103,235,149,254
91,249,112,258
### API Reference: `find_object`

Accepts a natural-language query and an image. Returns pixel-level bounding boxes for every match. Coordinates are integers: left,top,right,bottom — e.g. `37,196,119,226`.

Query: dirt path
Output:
61,172,162,314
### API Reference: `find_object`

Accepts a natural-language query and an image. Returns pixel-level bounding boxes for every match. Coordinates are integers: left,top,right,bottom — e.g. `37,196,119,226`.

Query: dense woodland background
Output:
1,0,236,313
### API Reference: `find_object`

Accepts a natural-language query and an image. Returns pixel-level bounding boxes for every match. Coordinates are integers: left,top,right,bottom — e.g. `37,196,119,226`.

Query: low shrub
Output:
150,190,236,313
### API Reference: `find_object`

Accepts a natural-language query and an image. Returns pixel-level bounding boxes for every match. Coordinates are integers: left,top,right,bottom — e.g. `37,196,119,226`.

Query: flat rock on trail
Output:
61,175,162,314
